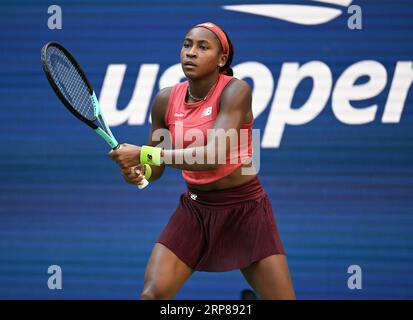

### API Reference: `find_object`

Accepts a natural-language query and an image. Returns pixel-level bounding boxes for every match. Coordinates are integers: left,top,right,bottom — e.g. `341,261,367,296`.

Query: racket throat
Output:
90,91,119,149
94,127,118,149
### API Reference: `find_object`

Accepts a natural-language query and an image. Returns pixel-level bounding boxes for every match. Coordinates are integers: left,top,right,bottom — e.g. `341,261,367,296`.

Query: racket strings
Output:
46,46,95,121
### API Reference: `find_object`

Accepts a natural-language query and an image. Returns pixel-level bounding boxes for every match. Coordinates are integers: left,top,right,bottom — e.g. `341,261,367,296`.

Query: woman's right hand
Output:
121,164,147,186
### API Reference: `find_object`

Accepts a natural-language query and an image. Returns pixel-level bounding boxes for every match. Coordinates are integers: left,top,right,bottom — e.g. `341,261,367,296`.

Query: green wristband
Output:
140,145,162,166
143,164,152,180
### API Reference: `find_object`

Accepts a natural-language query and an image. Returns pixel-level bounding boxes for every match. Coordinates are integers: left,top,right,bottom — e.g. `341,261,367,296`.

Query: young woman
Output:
109,22,296,300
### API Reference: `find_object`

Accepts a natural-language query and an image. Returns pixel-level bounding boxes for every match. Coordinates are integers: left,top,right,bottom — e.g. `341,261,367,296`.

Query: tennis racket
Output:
41,42,148,189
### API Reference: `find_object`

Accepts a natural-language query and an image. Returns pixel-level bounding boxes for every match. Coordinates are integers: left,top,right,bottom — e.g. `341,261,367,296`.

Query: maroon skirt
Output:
156,176,285,272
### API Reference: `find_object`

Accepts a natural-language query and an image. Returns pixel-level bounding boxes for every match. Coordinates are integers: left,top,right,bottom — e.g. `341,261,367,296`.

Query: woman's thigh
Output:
140,243,194,300
240,254,296,300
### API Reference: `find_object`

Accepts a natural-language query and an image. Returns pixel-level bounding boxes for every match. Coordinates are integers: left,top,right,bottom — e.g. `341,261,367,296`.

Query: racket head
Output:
41,42,98,129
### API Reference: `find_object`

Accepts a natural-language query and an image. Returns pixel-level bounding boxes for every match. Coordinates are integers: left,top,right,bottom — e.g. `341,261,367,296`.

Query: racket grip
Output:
113,145,149,190
137,179,149,190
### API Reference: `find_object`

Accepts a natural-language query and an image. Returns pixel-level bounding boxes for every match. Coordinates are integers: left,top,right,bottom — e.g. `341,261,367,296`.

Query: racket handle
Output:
137,179,149,190
113,144,149,190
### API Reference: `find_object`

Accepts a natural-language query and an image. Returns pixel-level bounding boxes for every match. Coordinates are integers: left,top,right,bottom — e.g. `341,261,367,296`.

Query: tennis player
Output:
109,22,296,300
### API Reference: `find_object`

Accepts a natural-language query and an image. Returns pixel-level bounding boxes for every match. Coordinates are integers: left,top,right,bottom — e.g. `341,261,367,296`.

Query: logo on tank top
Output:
189,192,198,201
201,106,212,118
174,112,184,118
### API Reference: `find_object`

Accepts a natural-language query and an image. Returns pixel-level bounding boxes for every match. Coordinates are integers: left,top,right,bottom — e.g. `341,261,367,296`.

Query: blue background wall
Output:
0,0,412,299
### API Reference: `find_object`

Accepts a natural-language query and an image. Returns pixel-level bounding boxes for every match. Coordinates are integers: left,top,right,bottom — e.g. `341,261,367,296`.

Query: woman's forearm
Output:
161,144,221,171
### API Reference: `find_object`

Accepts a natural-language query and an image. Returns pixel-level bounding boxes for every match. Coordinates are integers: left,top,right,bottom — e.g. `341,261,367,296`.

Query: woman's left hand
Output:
108,143,141,169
